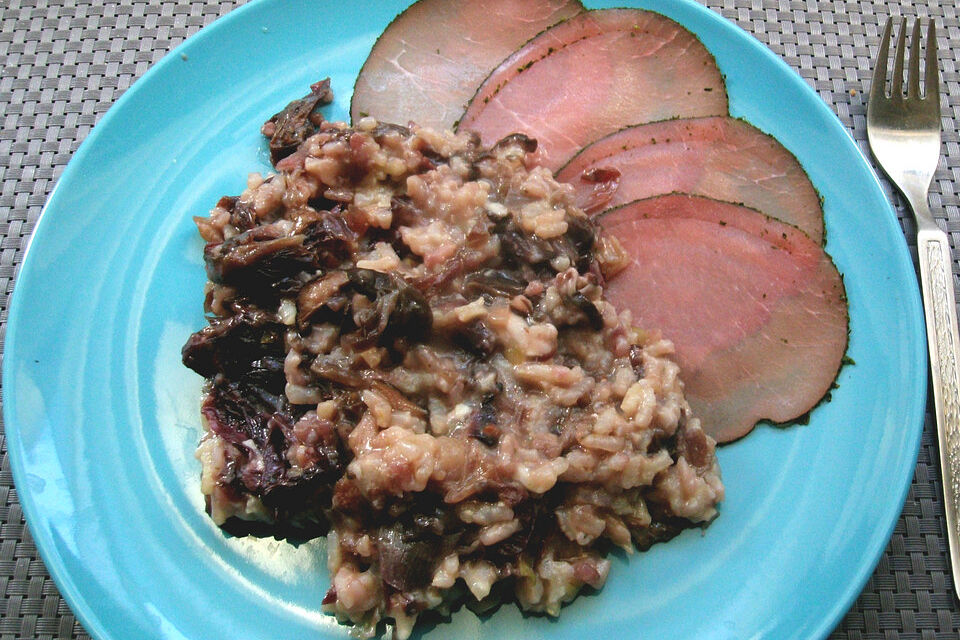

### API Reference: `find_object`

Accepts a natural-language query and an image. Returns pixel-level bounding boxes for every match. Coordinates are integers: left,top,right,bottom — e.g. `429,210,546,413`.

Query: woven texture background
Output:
1,0,959,638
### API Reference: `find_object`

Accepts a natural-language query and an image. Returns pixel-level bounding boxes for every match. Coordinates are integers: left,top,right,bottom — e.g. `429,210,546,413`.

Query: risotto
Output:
182,80,723,638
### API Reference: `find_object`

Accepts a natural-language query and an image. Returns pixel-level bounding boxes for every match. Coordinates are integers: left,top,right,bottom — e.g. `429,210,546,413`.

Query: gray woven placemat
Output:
0,0,958,638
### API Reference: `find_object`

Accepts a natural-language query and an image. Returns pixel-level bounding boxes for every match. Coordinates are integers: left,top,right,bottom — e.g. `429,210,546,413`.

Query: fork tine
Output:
870,18,893,104
925,20,939,101
908,19,922,98
891,17,907,97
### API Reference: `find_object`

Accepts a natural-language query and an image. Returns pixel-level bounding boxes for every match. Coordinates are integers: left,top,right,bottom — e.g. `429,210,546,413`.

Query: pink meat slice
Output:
600,194,847,442
556,116,825,244
458,9,728,171
350,0,584,130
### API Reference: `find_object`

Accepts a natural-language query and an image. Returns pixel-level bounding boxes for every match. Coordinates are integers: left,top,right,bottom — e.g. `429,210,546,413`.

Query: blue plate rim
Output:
1,3,269,639
717,13,926,640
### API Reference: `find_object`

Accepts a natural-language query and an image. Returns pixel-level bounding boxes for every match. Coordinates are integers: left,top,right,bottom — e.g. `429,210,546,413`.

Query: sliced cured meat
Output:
556,116,825,244
350,0,584,130
599,194,847,442
458,9,728,171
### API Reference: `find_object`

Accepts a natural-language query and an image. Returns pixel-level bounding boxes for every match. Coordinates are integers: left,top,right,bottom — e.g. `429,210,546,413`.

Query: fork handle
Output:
917,226,960,594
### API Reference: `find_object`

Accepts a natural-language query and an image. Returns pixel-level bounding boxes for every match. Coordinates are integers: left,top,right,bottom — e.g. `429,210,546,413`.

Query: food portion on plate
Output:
598,194,848,442
352,1,848,443
180,1,849,637
183,100,723,636
556,116,826,243
457,8,729,171
350,0,585,131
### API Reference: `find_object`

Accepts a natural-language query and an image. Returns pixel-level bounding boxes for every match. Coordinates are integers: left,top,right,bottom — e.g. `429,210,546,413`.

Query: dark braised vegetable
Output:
487,500,538,562
201,377,293,484
216,196,258,231
487,132,537,156
565,214,596,272
501,226,554,266
182,311,285,381
453,319,497,356
302,208,358,266
567,291,603,331
202,205,357,304
297,270,350,328
469,395,500,446
375,503,463,592
261,78,333,165
205,226,314,294
201,377,343,533
346,269,432,348
376,523,443,591
463,269,527,298
498,215,599,278
631,510,688,552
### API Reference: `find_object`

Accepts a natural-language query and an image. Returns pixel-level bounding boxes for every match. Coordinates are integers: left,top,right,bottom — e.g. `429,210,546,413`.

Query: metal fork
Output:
866,17,959,597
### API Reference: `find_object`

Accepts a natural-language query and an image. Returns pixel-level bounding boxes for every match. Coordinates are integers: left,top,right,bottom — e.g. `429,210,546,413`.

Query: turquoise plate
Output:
2,1,926,638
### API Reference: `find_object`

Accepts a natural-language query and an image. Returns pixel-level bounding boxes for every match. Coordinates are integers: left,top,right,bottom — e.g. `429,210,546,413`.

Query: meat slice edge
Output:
350,0,585,130
599,194,848,442
556,116,825,244
458,9,728,171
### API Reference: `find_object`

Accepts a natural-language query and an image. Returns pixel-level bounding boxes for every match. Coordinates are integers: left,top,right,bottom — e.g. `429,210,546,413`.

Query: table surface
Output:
1,0,959,638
